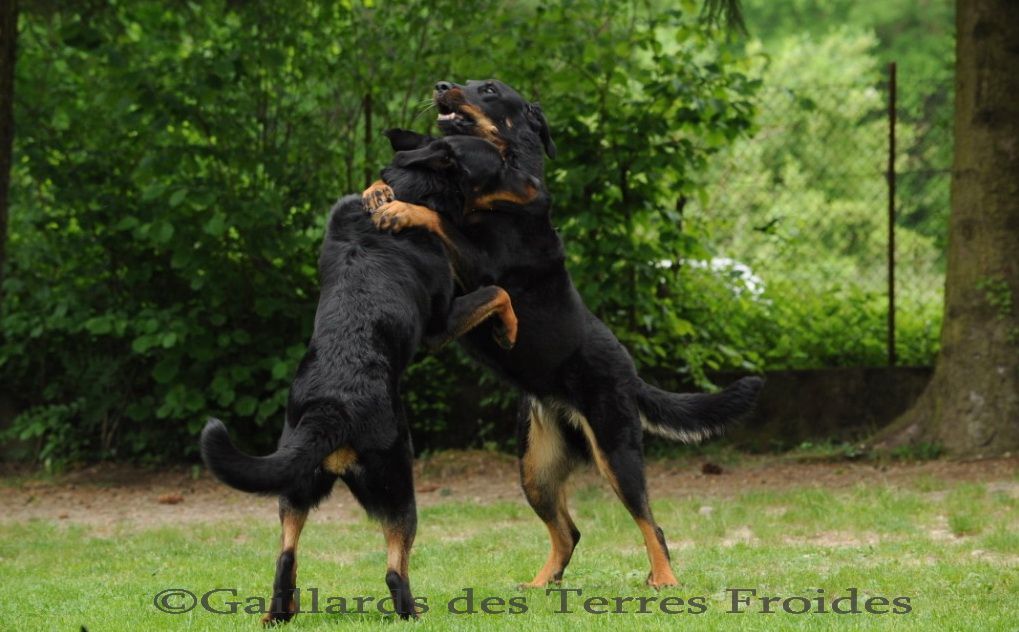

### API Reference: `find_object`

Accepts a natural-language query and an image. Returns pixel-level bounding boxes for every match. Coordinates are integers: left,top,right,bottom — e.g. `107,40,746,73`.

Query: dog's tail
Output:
200,404,348,495
636,376,763,443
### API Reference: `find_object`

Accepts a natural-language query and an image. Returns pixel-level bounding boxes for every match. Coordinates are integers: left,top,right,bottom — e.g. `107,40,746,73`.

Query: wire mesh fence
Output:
689,65,952,368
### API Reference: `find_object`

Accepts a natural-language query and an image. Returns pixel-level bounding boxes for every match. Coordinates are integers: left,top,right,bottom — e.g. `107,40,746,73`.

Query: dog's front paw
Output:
372,201,439,234
492,321,516,350
362,180,394,214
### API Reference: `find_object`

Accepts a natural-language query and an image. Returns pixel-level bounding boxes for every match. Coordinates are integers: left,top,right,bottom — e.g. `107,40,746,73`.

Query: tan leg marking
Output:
383,523,412,577
520,401,577,588
281,511,307,551
520,488,575,588
382,521,418,618
372,201,443,236
569,406,678,588
261,509,308,626
637,518,678,588
455,287,518,347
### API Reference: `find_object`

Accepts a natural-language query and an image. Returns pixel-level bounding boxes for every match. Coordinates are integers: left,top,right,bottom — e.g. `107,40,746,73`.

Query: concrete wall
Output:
646,366,934,450
443,365,935,451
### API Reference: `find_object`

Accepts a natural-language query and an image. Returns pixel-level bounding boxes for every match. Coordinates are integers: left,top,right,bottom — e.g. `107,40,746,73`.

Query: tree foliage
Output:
686,28,946,369
1,0,955,462
1,0,759,462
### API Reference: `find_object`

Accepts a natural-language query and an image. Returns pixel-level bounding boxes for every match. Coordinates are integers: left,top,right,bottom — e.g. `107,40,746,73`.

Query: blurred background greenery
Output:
0,0,953,463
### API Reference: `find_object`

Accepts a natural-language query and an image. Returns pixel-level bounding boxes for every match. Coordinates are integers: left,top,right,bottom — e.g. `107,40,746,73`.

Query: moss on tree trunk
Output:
874,0,1019,456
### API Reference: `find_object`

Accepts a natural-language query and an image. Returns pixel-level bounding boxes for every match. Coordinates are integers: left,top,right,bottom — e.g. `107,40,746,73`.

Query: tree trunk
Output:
0,0,17,303
873,0,1019,456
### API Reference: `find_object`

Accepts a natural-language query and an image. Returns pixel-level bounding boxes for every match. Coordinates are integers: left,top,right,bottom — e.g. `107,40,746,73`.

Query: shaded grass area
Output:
1,470,1017,631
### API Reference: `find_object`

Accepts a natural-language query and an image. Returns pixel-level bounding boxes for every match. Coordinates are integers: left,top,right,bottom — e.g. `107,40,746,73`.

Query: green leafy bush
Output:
1,1,948,463
1,1,758,462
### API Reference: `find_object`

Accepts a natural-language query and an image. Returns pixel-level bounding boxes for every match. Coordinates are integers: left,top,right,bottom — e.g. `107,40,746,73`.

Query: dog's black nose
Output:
434,81,453,93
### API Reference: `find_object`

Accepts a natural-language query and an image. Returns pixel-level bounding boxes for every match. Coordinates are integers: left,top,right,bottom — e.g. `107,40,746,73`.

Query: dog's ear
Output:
526,102,556,159
384,128,434,152
391,140,453,170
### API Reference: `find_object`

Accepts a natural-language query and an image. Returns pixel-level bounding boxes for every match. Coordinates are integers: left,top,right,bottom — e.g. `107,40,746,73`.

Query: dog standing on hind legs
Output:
200,133,541,624
259,444,421,624
364,79,764,589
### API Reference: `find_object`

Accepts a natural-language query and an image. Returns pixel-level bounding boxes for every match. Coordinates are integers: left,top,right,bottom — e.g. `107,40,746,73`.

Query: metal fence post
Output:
887,62,897,366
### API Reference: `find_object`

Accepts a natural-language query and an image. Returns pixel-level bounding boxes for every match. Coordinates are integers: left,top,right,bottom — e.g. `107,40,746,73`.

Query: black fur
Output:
428,79,763,440
200,201,446,501
436,79,554,178
200,133,533,622
379,79,764,586
200,136,531,499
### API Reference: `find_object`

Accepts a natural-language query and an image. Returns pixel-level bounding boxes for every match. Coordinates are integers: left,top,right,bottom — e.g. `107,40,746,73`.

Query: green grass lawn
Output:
1,463,1017,631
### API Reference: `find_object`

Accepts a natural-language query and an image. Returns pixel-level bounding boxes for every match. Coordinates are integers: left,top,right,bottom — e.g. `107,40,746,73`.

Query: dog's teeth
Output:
437,112,456,121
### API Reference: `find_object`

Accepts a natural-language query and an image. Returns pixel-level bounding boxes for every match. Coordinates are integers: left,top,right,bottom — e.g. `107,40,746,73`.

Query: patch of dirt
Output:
0,452,1015,534
928,514,964,543
969,549,1019,566
721,526,757,547
782,531,884,547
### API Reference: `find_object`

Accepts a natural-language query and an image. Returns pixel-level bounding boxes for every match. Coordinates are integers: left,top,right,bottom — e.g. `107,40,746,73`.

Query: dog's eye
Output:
481,84,498,95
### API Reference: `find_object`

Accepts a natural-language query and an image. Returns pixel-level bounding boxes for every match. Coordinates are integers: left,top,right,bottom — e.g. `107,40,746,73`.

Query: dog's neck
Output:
507,140,547,182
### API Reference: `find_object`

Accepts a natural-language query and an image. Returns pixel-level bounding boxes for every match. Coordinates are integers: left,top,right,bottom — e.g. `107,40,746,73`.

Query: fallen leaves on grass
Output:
156,493,184,505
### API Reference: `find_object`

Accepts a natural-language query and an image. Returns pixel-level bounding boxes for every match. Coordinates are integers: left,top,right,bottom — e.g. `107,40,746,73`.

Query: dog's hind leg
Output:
576,395,679,588
261,471,336,626
342,435,419,619
517,398,584,588
381,514,417,620
262,498,309,626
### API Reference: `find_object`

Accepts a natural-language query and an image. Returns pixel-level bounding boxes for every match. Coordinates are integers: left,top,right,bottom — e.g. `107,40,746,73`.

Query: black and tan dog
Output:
199,132,539,624
365,79,763,589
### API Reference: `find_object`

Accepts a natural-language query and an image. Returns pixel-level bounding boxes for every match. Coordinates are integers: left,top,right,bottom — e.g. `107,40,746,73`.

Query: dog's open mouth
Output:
436,102,466,122
435,89,473,126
